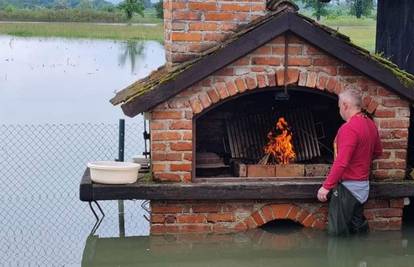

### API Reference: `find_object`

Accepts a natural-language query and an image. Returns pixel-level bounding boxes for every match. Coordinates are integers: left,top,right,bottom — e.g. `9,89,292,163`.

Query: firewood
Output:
259,153,270,165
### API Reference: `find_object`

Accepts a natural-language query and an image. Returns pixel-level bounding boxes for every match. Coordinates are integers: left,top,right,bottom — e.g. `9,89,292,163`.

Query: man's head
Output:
338,88,362,121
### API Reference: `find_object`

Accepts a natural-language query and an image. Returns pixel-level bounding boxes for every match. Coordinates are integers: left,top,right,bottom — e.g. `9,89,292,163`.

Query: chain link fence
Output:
0,120,150,266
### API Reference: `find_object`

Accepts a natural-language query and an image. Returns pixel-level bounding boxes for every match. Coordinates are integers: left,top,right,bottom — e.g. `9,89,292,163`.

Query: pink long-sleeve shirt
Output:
322,113,383,190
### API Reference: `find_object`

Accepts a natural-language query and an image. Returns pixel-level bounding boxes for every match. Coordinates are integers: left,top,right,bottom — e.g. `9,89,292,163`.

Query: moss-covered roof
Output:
370,53,414,88
110,7,414,115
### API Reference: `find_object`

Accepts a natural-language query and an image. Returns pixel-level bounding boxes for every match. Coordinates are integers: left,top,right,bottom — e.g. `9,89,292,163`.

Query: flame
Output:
263,117,296,165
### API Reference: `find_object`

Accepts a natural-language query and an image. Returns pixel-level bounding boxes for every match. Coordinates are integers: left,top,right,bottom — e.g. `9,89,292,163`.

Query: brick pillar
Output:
163,0,267,69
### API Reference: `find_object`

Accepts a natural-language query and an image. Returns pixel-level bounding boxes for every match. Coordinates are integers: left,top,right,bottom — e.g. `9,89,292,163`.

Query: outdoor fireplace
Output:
107,0,414,234
195,88,341,178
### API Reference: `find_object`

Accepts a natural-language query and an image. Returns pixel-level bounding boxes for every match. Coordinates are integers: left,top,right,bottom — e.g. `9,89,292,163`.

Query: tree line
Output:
153,0,375,21
0,0,157,20
0,0,375,22
296,0,375,21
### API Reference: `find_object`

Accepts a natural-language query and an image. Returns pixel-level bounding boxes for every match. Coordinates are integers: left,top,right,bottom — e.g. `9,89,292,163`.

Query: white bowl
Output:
87,161,141,184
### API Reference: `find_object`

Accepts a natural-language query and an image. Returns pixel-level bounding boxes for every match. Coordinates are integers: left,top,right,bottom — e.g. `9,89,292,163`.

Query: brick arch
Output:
189,69,380,116
235,204,326,230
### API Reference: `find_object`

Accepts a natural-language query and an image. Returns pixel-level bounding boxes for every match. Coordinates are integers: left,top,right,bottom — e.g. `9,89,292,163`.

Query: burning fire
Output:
263,117,296,165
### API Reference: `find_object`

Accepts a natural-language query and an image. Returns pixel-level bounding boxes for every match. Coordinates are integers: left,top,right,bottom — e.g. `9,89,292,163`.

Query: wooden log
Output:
275,164,304,177
258,153,270,165
243,164,306,177
247,165,276,177
238,163,331,178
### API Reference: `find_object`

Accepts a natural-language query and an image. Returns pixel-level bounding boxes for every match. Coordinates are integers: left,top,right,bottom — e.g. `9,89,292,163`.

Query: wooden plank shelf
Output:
80,168,414,202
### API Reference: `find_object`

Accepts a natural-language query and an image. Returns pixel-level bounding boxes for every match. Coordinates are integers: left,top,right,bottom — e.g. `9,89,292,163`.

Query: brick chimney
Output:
163,0,269,69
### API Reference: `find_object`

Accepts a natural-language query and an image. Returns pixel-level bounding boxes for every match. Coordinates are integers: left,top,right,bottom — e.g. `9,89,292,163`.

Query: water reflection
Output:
118,40,146,73
0,35,165,124
82,228,414,267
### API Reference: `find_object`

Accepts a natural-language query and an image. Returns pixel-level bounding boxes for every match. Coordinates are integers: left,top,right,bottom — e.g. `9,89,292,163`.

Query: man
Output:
317,89,382,235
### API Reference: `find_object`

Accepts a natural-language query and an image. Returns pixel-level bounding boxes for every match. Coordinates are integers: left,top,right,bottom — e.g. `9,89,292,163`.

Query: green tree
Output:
4,4,15,12
348,0,373,18
297,0,329,21
118,0,144,21
155,0,163,19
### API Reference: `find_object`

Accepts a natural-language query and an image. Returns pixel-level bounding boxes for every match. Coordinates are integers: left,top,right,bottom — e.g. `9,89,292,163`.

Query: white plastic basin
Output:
87,161,141,184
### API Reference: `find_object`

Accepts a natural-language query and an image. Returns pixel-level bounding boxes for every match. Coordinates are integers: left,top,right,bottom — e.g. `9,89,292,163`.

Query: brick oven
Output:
110,0,414,233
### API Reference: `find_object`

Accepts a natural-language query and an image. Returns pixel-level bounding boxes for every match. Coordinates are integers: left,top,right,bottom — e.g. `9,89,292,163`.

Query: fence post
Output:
117,119,125,237
118,119,125,162
143,116,150,158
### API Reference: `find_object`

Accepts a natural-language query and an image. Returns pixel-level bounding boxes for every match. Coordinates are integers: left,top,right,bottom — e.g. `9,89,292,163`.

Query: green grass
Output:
298,13,376,51
138,8,162,24
329,25,376,51
322,16,376,27
0,14,376,50
0,22,164,41
322,16,376,52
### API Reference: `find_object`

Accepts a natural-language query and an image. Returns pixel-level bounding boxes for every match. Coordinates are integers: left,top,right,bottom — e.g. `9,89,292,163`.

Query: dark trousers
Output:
328,184,369,236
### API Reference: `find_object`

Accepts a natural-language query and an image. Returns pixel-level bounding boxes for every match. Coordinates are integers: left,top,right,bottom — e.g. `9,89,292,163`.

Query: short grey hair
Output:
339,88,362,108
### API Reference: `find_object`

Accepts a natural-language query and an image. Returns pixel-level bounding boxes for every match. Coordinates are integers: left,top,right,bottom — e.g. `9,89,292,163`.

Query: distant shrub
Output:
325,5,348,20
4,4,15,13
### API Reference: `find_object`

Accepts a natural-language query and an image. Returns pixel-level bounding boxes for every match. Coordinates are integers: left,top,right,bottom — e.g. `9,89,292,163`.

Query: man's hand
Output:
317,186,330,202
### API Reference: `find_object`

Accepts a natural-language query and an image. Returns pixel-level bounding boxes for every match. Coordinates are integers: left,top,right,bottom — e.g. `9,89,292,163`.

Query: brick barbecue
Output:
110,0,414,234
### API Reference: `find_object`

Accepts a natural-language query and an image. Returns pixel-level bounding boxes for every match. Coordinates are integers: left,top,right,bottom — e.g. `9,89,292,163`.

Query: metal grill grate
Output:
225,108,321,163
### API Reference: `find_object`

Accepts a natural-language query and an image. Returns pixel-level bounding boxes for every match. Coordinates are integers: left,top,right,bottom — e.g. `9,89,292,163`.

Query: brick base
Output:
150,198,404,234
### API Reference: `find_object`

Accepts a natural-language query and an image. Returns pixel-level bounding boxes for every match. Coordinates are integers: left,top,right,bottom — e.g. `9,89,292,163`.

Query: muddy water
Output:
82,225,414,267
0,35,164,124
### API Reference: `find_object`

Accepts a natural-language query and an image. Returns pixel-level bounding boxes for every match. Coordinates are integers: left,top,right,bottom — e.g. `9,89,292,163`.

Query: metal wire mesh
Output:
0,120,150,266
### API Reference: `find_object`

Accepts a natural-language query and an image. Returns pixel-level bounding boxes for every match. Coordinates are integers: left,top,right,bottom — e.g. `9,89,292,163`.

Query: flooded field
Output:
1,35,414,266
0,35,159,265
0,35,164,124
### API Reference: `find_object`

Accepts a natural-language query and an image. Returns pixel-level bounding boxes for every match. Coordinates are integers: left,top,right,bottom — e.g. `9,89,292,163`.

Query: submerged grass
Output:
0,22,164,41
0,15,375,48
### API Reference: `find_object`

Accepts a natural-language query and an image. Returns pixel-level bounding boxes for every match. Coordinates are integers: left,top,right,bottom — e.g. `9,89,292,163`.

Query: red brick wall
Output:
163,0,267,68
150,198,404,234
150,34,411,182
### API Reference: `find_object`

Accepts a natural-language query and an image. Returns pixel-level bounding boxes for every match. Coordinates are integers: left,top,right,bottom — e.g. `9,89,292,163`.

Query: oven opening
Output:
195,88,342,179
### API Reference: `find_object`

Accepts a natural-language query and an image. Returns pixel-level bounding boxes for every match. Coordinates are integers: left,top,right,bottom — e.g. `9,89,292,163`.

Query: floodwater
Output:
0,35,162,266
1,35,414,266
83,225,414,267
0,35,165,124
